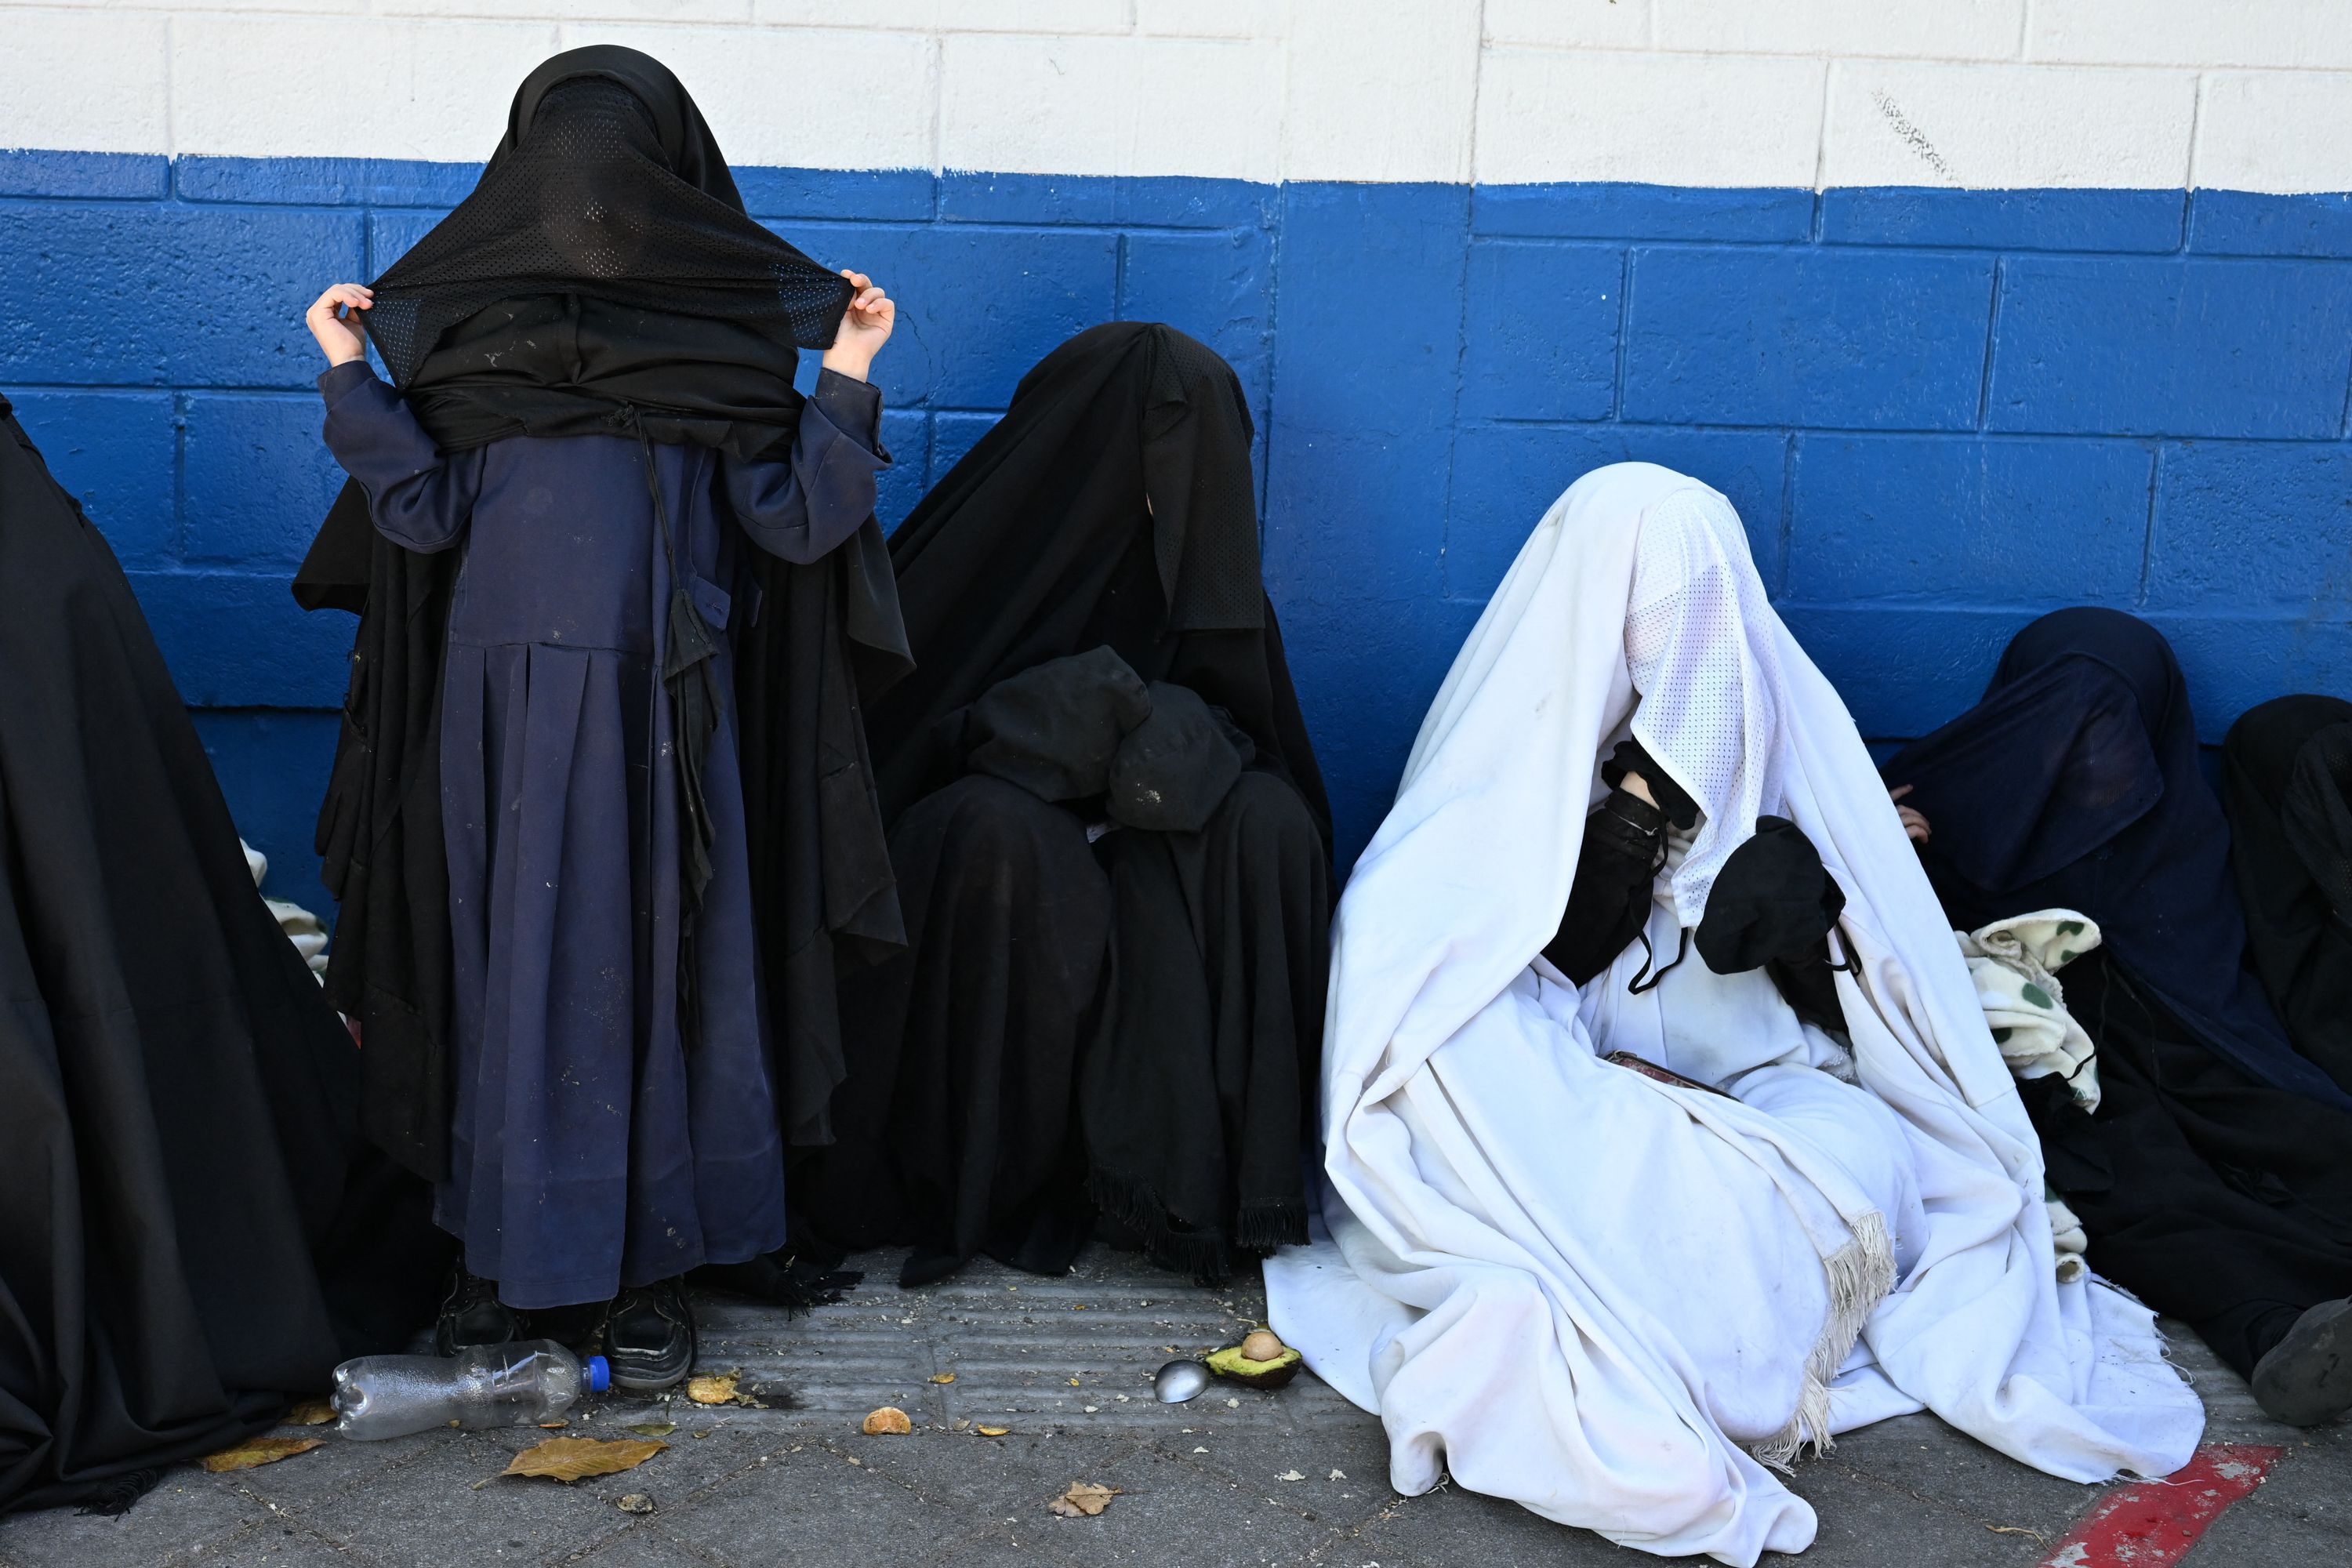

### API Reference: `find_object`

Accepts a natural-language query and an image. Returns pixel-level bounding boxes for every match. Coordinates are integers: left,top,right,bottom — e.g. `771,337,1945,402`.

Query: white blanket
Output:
1265,465,2201,1564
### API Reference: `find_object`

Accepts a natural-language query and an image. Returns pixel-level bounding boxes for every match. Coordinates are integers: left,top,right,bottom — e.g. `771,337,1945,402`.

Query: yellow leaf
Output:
500,1437,667,1484
1047,1481,1120,1518
284,1400,335,1427
626,1422,677,1438
862,1406,913,1436
685,1371,742,1406
928,1373,956,1385
977,1425,1010,1437
201,1437,322,1473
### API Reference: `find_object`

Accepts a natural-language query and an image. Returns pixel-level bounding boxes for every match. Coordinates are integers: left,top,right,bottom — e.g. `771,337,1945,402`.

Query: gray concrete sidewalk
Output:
4,1250,2345,1568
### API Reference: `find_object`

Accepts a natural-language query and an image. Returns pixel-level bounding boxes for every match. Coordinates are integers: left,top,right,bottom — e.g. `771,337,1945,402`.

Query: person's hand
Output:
821,270,894,382
1889,784,1930,844
305,284,372,368
1618,770,1659,808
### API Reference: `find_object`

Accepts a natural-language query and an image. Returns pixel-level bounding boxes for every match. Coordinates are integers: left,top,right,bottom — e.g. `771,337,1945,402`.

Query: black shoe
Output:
605,1279,695,1392
2252,1298,2352,1427
434,1265,521,1357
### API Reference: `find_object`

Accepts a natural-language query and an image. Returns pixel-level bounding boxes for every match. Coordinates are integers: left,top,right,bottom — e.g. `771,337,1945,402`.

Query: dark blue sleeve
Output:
721,368,890,565
318,361,481,554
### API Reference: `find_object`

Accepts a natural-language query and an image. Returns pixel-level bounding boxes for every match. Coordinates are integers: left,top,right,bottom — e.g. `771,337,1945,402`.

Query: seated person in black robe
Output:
1885,607,2352,1428
799,324,1333,1287
0,398,445,1515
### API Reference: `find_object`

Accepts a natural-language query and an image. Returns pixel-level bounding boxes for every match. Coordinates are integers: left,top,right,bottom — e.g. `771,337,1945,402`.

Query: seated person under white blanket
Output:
1265,463,2203,1566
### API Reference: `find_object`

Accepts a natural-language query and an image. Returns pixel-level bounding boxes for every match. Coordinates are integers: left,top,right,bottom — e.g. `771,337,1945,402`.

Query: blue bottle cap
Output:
584,1355,611,1394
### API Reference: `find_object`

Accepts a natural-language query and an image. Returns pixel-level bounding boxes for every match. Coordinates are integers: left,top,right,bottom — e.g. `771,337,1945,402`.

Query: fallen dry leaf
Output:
201,1437,322,1474
929,1372,956,1385
1329,1468,1348,1481
284,1399,335,1428
501,1437,667,1483
977,1425,1010,1437
626,1422,677,1438
616,1494,655,1515
862,1406,913,1436
1277,1470,1305,1483
1047,1481,1121,1518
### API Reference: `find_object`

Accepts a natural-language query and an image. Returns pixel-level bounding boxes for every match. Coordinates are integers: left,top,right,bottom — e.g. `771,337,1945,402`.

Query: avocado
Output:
1206,1341,1304,1390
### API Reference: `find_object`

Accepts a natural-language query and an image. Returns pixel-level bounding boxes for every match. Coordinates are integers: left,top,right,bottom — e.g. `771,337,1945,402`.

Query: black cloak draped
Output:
803,323,1333,1285
0,400,445,1513
1885,608,2352,1377
295,47,908,1178
2224,695,2352,1096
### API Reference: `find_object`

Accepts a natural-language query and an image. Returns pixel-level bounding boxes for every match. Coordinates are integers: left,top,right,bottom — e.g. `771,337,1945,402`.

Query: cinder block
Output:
183,394,349,572
1788,434,2151,605
1484,0,1651,49
938,173,1269,229
1263,429,1450,612
1116,228,1276,418
927,410,1000,488
785,222,1118,408
1659,0,2024,60
401,0,748,16
1458,241,1623,424
875,408,931,529
174,16,560,162
2147,441,2352,614
1286,0,1480,183
1445,423,1788,602
0,204,365,388
190,710,344,910
5,391,180,568
367,210,448,275
2152,613,2352,742
1472,183,1815,244
1987,257,2352,438
1622,247,1995,431
576,24,935,174
1136,0,1282,39
1271,183,1470,440
939,34,1282,180
2030,0,2352,71
2196,71,2352,198
176,158,485,208
737,167,936,223
1820,187,2184,252
1475,49,1826,187
0,150,169,201
754,0,1127,30
1822,60,2194,191
1779,605,2037,742
126,568,355,709
0,10,169,156
2188,191,2352,260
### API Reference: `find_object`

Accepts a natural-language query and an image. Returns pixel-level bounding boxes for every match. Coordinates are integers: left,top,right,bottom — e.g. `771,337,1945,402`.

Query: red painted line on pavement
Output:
2037,1443,2286,1567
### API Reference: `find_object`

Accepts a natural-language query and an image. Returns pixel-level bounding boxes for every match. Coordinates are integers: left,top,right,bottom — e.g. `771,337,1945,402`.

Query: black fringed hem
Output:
1087,1169,1311,1286
73,1466,165,1518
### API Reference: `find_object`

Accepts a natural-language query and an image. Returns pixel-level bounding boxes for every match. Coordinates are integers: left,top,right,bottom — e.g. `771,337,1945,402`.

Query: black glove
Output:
1543,786,1669,986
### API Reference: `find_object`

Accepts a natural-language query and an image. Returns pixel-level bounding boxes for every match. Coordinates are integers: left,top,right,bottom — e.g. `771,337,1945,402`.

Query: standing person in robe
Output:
1266,466,2199,1566
0,400,445,1513
2224,695,2352,1095
1886,610,2352,1428
799,323,1332,1287
295,45,909,1391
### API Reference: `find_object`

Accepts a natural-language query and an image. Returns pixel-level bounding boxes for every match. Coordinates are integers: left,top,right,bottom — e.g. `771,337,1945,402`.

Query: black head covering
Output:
869,321,1329,840
359,45,850,392
1885,607,2351,1110
2225,695,2352,1095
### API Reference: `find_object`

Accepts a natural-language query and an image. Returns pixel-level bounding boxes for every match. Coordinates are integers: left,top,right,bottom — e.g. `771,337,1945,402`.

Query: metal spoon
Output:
1152,1358,1211,1404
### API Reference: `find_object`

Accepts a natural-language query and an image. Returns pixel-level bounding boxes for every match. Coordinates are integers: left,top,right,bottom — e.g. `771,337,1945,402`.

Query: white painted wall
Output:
5,0,2349,189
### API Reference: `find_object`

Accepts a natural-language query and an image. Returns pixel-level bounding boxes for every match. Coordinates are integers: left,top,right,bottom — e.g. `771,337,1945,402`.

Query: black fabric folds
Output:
0,402,446,1512
1696,816,1846,975
1884,606,2350,1111
293,48,907,1173
2225,695,2352,1095
803,324,1331,1285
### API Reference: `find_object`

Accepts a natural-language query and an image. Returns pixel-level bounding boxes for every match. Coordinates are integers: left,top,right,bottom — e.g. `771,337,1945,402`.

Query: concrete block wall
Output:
5,2,2352,894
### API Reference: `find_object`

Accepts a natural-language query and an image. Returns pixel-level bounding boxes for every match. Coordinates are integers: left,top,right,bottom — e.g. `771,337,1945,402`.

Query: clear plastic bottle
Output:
329,1341,611,1441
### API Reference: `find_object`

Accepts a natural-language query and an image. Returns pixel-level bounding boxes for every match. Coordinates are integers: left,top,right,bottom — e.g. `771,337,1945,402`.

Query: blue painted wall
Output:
5,151,2351,902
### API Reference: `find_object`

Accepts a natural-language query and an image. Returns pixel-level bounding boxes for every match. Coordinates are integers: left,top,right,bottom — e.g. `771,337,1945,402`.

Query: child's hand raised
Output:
305,284,373,368
822,270,894,382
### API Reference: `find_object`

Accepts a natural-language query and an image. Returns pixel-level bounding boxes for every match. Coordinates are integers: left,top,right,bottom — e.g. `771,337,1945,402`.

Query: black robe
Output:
1886,608,2352,1377
0,399,445,1513
800,324,1333,1286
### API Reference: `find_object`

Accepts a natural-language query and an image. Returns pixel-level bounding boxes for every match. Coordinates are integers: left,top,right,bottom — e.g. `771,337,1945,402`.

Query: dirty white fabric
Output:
243,840,330,980
2048,1193,2091,1287
1956,909,2103,1112
1264,465,2203,1566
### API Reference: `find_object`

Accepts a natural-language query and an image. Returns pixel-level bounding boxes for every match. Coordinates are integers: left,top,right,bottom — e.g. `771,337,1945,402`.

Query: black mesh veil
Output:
362,47,851,388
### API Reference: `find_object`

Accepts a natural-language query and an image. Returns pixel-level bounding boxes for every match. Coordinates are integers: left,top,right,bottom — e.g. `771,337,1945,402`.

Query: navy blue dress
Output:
320,360,885,1308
